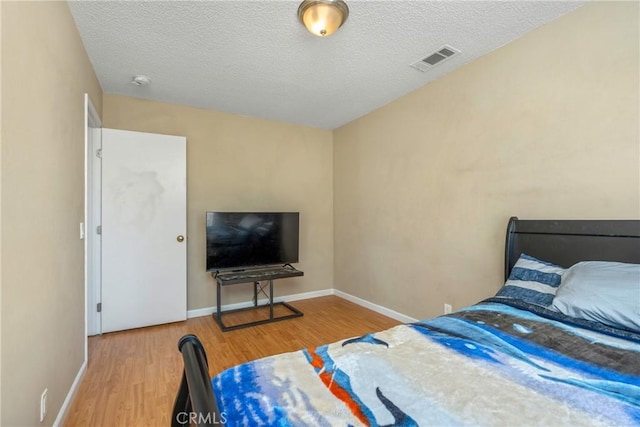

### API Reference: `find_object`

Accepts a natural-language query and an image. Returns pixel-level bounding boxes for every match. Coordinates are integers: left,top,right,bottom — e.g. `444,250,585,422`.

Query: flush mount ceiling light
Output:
298,0,349,37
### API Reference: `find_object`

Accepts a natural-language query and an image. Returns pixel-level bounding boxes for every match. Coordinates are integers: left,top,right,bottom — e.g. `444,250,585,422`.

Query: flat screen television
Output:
206,212,299,271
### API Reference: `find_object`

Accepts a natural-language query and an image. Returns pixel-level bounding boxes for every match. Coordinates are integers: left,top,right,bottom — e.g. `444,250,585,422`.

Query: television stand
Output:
212,265,304,331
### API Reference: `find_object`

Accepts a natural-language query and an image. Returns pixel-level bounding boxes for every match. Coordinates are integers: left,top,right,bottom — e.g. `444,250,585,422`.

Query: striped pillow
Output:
496,254,566,307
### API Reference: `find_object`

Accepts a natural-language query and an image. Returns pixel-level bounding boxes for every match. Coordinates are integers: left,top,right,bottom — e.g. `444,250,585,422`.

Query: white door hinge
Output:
96,225,102,235
97,302,102,313
96,148,102,159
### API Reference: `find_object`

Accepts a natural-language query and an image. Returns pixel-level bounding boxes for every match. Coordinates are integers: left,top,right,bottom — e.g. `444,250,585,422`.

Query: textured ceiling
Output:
68,1,584,130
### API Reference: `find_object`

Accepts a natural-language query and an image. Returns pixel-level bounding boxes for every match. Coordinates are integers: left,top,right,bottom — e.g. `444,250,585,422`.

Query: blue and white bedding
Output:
212,300,640,426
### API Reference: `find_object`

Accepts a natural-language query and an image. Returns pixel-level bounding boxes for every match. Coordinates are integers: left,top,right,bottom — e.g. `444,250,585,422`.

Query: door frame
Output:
84,94,102,356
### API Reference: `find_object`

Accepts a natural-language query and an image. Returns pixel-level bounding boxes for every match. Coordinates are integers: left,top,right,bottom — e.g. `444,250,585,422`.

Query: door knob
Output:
177,235,185,242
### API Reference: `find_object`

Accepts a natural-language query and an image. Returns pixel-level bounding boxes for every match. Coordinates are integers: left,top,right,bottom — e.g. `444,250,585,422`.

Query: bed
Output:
172,217,640,426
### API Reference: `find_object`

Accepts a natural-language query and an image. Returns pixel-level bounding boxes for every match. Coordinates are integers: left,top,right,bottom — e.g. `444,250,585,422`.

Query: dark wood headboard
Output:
505,217,640,281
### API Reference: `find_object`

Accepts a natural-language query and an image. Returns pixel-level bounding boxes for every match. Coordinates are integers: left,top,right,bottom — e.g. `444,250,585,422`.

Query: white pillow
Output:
551,261,640,332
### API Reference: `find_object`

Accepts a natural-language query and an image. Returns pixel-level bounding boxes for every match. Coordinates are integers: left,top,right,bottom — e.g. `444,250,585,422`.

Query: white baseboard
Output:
333,290,418,323
187,288,334,319
53,360,87,427
280,288,334,302
186,287,416,324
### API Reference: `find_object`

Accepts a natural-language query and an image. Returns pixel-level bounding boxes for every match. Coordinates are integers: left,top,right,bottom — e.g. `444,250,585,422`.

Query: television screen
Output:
206,212,299,271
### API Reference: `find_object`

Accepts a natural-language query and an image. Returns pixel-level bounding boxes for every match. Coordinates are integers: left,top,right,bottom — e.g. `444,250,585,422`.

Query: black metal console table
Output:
212,265,304,331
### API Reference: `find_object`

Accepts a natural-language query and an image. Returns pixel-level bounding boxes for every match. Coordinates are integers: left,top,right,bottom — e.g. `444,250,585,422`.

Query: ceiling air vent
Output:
410,46,460,72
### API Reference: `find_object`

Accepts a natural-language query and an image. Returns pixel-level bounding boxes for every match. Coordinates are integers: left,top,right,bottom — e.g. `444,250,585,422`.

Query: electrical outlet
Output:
444,303,452,314
40,388,48,422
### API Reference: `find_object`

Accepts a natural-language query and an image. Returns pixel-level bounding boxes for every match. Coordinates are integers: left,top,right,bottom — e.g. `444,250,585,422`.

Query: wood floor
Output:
64,296,400,426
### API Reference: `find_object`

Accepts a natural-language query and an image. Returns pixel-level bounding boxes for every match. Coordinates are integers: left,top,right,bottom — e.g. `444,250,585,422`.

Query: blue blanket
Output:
213,301,640,426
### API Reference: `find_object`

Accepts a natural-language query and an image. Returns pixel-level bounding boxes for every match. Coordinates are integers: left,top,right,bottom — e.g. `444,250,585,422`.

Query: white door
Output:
101,128,187,333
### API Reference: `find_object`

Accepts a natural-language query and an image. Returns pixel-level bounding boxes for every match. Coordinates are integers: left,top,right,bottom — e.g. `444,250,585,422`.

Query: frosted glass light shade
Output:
298,0,349,37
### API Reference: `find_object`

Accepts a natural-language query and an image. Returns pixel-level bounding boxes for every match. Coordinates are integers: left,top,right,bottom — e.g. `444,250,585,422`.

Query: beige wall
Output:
333,2,640,320
1,2,103,426
102,95,333,311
